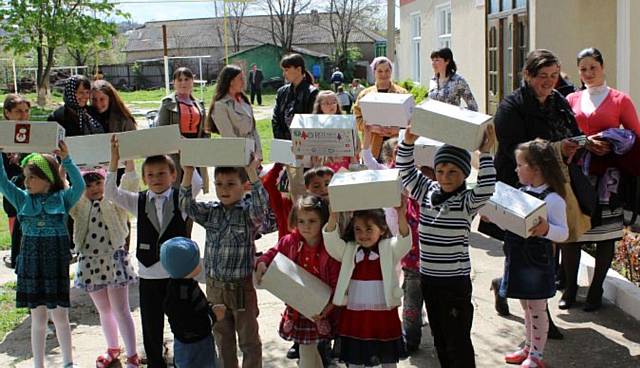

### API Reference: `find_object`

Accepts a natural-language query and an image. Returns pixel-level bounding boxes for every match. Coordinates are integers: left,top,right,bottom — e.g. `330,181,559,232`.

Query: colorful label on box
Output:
14,124,30,144
291,129,355,156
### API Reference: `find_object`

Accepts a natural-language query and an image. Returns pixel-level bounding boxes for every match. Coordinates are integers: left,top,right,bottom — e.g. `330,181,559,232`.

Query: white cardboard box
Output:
179,137,254,167
399,129,444,168
479,182,548,238
358,93,415,127
328,169,402,212
269,139,296,165
260,253,332,320
411,99,493,151
117,125,181,160
290,114,357,157
0,120,65,153
66,133,112,167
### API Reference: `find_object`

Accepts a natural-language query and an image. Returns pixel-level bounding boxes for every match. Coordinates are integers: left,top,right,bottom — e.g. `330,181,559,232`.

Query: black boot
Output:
559,244,581,310
490,277,510,316
286,342,299,359
584,241,614,312
547,307,563,340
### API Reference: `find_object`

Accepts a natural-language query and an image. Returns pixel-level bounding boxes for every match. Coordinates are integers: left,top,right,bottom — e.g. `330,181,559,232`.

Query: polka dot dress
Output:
74,201,136,292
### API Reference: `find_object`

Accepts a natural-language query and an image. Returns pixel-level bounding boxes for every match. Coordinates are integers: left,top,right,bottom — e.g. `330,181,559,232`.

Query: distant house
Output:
123,11,386,82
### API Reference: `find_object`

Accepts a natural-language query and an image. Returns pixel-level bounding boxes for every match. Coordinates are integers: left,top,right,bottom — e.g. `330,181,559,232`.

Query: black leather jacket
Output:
271,79,318,140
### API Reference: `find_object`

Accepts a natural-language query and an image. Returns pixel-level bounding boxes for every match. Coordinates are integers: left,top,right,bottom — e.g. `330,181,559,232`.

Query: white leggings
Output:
31,306,73,368
298,343,323,368
88,285,137,357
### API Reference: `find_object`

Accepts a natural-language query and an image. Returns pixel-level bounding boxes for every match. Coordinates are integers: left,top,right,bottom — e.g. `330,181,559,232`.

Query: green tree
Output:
0,0,128,106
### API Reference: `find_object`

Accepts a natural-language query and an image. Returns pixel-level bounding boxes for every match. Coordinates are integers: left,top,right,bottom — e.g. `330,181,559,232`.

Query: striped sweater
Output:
396,142,496,279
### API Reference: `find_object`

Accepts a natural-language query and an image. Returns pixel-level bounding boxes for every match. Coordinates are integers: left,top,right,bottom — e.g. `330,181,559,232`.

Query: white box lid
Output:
415,99,492,126
290,114,356,130
330,168,400,187
489,182,546,218
360,93,414,105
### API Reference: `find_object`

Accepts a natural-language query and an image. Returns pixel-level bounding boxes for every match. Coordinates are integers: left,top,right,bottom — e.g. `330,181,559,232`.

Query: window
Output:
436,5,452,49
375,43,387,57
411,13,421,82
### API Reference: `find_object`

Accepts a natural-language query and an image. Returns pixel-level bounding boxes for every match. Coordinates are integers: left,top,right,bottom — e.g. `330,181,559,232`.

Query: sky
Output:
113,0,397,26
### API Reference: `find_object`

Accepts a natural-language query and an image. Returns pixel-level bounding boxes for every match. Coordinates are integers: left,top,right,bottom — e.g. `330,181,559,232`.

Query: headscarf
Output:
63,76,104,135
21,153,55,183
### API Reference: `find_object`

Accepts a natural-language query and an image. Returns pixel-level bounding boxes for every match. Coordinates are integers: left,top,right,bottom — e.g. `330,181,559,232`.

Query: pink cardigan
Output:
566,88,640,137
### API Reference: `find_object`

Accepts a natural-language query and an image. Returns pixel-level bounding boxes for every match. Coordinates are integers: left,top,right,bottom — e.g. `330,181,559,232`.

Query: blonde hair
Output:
312,90,341,114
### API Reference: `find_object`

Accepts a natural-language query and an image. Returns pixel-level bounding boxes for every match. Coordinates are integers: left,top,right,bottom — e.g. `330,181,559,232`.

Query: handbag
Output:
568,159,598,217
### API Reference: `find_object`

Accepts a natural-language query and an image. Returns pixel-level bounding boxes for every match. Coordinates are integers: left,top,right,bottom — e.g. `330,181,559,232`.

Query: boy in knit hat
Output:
396,126,496,367
160,237,225,368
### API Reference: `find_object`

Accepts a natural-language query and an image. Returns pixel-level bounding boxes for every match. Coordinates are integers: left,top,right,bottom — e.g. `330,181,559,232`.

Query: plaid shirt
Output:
180,181,268,281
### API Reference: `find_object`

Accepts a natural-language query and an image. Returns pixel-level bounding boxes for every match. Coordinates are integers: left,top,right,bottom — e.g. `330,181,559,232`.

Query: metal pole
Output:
199,57,204,100
162,25,170,94
12,57,18,93
224,0,229,64
386,0,395,62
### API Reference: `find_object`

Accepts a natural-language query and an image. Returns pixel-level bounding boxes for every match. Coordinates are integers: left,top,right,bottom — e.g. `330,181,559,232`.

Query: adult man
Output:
249,64,264,105
330,67,344,91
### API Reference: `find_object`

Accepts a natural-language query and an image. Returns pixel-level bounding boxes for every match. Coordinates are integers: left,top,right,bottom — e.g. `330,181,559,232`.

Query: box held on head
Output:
328,169,402,212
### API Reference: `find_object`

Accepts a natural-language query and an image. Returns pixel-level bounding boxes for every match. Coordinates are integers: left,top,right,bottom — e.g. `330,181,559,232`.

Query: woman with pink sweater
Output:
560,47,640,312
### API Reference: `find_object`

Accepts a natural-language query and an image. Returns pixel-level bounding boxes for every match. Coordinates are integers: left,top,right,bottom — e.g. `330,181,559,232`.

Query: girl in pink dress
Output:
312,90,357,172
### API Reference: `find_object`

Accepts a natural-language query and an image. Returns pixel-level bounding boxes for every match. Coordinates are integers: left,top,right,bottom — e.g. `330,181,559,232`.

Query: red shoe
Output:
521,356,545,368
125,354,140,368
96,347,121,368
505,348,529,364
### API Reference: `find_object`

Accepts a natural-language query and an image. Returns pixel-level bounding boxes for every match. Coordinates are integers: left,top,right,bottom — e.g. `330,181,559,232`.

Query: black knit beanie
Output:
433,144,471,177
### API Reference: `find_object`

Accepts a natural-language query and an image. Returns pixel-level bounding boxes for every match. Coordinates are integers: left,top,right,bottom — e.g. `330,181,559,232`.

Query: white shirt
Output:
523,184,569,243
580,82,610,116
104,170,203,279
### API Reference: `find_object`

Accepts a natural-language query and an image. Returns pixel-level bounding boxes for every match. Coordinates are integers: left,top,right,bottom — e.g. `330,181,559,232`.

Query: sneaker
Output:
286,342,299,359
521,356,545,368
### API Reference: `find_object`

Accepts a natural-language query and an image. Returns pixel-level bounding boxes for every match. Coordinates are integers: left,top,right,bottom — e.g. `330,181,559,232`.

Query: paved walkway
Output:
1,187,639,367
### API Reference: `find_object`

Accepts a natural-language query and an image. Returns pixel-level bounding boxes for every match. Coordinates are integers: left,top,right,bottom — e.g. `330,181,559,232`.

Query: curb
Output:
578,250,640,321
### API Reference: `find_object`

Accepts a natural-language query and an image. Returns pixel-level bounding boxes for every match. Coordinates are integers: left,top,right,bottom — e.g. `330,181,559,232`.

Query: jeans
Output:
174,334,217,368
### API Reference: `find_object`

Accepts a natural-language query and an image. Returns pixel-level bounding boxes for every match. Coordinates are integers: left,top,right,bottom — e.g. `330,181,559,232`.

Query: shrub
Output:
399,79,428,104
613,228,640,286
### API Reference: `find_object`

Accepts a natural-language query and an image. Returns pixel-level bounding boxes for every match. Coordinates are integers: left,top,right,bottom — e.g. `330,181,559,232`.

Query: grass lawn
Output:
0,282,29,341
1,87,277,117
0,204,9,251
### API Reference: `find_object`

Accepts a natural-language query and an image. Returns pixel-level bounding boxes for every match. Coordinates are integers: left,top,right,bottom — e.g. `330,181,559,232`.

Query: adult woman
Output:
48,75,105,136
89,80,137,133
561,48,640,312
207,64,262,158
2,94,30,268
352,56,407,158
156,67,208,189
491,49,589,339
428,47,478,111
272,53,319,140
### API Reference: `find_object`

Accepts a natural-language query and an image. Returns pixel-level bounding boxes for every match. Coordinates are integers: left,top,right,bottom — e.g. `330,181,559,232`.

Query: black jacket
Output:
494,85,581,187
48,105,104,137
163,278,216,344
271,79,318,140
249,69,264,89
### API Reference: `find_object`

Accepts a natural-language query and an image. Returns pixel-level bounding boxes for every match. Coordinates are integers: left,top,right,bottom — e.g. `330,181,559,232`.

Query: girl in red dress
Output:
256,195,340,367
323,203,411,367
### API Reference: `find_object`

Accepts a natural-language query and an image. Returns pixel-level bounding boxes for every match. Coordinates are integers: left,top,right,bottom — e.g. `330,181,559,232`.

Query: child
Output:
361,126,424,354
502,139,569,368
255,195,341,368
180,159,266,368
396,126,496,367
69,164,139,367
311,90,358,172
0,142,84,368
262,164,335,239
104,135,202,368
160,237,226,368
323,205,412,367
336,85,353,114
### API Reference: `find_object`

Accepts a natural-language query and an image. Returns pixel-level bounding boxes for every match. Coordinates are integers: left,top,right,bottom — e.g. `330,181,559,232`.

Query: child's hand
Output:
310,156,322,167
255,262,267,284
529,216,550,237
110,135,120,162
55,140,69,160
403,126,419,145
124,160,135,172
312,302,334,321
478,125,496,153
212,304,226,321
183,165,195,174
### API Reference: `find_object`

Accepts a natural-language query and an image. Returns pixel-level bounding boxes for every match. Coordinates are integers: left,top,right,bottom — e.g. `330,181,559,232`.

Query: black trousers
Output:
422,275,476,368
250,87,262,105
140,278,170,368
